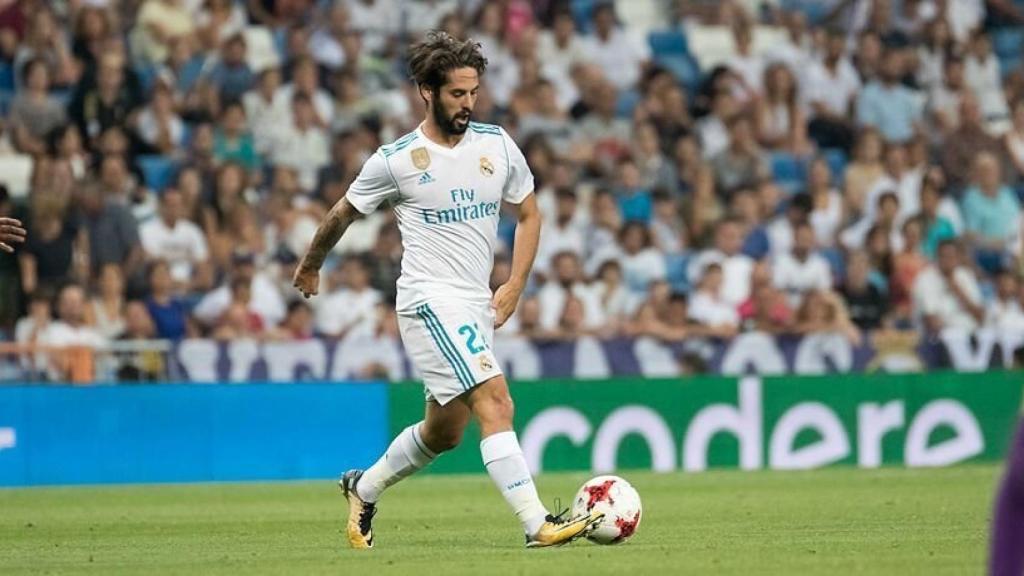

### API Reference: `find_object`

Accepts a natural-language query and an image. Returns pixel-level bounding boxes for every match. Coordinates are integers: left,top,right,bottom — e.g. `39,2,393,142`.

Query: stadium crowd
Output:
3,0,1024,376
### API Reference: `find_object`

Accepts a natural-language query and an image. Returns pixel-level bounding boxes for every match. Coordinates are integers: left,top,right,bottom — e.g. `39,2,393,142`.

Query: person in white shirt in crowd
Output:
767,192,812,256
649,190,686,254
724,20,763,100
193,249,287,330
537,9,588,109
38,283,108,379
929,54,968,136
135,81,185,155
843,190,906,252
917,17,952,92
275,56,335,126
697,88,739,160
614,221,668,293
343,0,399,55
138,188,209,288
590,259,633,332
271,93,330,192
308,3,351,70
537,251,605,333
244,68,290,156
689,218,754,308
964,29,1009,128
806,157,843,248
535,188,586,277
862,141,921,221
912,240,984,333
581,2,650,91
985,269,1024,332
314,256,381,339
688,263,740,332
773,221,833,308
804,27,861,152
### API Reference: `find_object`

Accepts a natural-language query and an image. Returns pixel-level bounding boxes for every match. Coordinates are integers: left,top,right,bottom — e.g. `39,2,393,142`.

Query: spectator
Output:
130,0,195,67
916,17,952,91
276,56,334,126
649,191,686,254
941,94,1003,191
244,67,289,156
1005,99,1024,181
912,240,984,333
13,7,75,88
139,188,210,288
212,277,265,340
135,82,184,155
793,289,862,345
756,62,808,154
856,47,923,143
144,260,191,340
772,221,833,308
863,142,920,221
213,101,260,172
69,52,141,143
844,127,886,220
767,192,812,256
890,217,930,323
269,300,315,340
688,263,740,334
537,251,605,333
807,158,843,248
843,191,904,252
964,29,1009,128
314,256,382,338
615,222,668,293
689,218,754,308
711,114,770,194
575,80,632,173
536,188,585,275
805,27,861,152
929,54,967,136
840,250,889,331
591,259,632,332
730,188,771,259
614,157,652,224
724,20,762,98
9,57,66,155
85,263,126,340
308,4,351,71
196,0,248,51
738,261,794,334
961,151,1021,264
697,89,737,160
271,94,330,192
37,283,107,379
204,33,254,103
986,270,1024,331
192,249,286,330
581,3,650,91
537,10,587,109
21,194,86,297
918,173,959,259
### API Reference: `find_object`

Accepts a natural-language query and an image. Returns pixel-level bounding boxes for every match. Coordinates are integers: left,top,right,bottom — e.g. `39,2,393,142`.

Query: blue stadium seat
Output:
821,148,847,185
137,156,178,192
0,64,13,91
134,65,158,95
770,152,806,193
656,54,702,92
993,28,1024,59
1001,55,1023,78
819,248,845,284
570,0,597,33
665,252,691,294
0,90,14,116
648,31,688,57
616,89,641,118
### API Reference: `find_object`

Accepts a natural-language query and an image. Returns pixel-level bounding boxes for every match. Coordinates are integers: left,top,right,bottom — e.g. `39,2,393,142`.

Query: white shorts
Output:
398,299,503,405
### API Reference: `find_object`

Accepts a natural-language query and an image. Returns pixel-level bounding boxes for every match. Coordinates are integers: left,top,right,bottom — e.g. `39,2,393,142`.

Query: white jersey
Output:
346,122,534,313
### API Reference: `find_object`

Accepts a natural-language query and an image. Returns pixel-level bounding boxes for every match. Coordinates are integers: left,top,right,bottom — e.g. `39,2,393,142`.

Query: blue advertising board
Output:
0,383,388,486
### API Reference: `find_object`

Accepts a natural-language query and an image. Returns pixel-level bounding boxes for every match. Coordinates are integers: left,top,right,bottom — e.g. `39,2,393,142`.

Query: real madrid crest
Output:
478,355,493,372
411,147,430,170
479,156,494,177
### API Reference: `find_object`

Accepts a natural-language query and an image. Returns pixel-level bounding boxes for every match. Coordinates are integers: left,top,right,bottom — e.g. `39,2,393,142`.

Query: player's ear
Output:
419,84,433,105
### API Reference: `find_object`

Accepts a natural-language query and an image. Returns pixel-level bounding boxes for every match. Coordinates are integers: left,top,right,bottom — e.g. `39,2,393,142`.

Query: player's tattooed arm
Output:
492,194,541,328
293,196,362,298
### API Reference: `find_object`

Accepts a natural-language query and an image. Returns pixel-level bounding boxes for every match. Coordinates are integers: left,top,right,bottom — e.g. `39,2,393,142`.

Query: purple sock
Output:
991,420,1024,576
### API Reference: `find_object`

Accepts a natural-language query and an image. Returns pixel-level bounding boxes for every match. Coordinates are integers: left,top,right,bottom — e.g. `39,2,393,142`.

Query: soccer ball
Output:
571,475,642,545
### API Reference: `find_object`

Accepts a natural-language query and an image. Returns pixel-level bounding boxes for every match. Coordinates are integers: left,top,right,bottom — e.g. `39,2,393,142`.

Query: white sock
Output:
480,431,549,536
356,422,437,503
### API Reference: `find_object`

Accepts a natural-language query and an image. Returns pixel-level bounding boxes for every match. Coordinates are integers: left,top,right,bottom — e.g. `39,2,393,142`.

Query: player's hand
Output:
0,217,26,253
292,265,320,299
491,280,523,329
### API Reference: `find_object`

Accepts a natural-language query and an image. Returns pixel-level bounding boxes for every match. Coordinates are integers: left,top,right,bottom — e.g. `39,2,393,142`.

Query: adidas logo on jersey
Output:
418,172,436,185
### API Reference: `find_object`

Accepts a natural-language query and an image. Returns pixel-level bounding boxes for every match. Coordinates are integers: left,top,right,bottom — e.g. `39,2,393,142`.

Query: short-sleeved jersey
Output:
346,122,534,313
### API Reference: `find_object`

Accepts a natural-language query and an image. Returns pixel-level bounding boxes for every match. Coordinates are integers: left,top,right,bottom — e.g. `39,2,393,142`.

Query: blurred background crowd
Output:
4,0,1024,375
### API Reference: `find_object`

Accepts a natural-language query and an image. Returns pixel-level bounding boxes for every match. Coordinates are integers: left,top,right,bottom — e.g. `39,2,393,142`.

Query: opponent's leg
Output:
340,399,470,549
465,375,603,547
990,420,1024,575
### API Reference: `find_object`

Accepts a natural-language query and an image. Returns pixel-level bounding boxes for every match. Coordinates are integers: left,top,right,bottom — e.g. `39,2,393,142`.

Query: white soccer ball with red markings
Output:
571,475,642,545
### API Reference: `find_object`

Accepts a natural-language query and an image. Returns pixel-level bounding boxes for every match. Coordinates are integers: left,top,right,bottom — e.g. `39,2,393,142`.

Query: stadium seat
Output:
134,65,158,94
819,248,845,284
656,54,702,92
648,30,688,57
993,28,1024,60
0,63,13,91
0,89,13,116
821,149,847,185
137,156,178,193
770,152,806,193
664,252,691,294
571,0,597,33
616,89,641,118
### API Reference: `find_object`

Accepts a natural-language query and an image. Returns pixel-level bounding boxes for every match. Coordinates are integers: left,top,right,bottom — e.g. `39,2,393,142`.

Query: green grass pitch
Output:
0,466,1001,575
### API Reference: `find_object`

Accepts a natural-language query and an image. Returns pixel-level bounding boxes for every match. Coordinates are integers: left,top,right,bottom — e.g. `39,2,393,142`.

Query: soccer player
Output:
0,217,25,252
292,32,602,549
991,420,1024,575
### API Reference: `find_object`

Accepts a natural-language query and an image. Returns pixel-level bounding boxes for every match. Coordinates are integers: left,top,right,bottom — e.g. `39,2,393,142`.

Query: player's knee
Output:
478,391,515,428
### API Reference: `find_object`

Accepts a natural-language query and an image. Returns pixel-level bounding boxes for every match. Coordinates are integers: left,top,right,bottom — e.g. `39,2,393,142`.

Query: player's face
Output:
430,67,479,136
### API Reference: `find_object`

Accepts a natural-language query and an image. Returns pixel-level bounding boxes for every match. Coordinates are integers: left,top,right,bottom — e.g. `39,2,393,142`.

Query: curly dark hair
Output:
407,31,488,94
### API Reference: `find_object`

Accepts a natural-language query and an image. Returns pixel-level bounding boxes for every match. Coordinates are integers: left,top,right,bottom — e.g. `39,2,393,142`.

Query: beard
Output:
432,96,470,136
